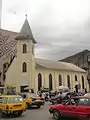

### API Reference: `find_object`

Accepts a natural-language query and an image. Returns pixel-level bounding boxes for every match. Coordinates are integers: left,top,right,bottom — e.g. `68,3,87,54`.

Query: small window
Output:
75,75,77,81
49,74,53,90
0,97,2,103
67,75,70,88
78,98,90,106
22,62,27,72
1,97,8,104
32,46,34,54
59,74,62,86
38,73,42,91
82,76,85,89
8,97,23,103
23,44,27,53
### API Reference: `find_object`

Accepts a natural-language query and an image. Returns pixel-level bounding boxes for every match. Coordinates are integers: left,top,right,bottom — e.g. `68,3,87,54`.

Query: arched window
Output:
75,75,77,81
67,75,70,88
23,44,27,53
59,74,62,86
82,76,85,89
32,45,34,54
38,73,42,90
49,74,53,90
22,62,27,72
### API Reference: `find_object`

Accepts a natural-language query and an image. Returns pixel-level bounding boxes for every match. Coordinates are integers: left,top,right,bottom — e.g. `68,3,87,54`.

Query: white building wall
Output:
35,68,88,92
5,63,88,93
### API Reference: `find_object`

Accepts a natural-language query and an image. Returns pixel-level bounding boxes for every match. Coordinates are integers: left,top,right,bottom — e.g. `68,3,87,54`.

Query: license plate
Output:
35,100,41,102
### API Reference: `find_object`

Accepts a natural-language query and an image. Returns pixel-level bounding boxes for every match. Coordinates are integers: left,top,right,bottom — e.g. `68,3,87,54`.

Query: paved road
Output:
1,102,76,120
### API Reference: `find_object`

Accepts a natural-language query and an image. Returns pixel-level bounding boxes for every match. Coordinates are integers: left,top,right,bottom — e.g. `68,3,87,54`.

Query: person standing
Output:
85,88,87,94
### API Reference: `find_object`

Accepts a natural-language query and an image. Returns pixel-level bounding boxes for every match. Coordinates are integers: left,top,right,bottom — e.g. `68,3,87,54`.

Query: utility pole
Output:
0,0,2,28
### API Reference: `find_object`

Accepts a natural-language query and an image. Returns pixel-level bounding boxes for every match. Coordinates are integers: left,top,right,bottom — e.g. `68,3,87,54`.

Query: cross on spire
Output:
25,14,27,19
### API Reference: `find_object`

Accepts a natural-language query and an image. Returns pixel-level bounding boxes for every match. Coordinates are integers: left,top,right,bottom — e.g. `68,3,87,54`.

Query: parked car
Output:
0,95,26,117
84,93,90,97
20,93,45,108
49,90,74,104
49,96,90,120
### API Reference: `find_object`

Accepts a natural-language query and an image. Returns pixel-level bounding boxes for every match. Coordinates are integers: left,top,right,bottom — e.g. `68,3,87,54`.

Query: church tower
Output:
15,16,36,92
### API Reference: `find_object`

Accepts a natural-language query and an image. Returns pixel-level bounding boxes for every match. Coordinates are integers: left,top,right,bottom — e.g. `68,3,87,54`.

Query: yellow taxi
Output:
21,93,45,109
0,95,26,117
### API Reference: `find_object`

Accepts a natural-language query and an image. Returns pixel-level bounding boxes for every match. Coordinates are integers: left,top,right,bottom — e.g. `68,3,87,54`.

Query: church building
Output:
0,17,88,93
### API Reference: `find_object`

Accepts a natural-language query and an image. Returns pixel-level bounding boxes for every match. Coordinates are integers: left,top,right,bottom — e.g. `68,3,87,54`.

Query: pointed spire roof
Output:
15,16,36,43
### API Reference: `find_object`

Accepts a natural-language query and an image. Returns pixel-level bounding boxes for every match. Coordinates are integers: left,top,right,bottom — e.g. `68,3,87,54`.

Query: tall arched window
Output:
67,75,70,88
49,74,53,90
22,62,27,72
38,73,42,90
75,75,77,81
82,76,85,89
59,74,62,86
23,44,27,53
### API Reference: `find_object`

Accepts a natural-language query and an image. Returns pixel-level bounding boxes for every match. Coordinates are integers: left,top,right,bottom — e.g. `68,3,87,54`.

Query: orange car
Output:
21,93,45,108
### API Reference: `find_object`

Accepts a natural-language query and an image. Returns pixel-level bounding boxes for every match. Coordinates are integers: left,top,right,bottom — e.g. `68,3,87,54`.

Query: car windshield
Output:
27,93,39,98
8,97,24,104
78,98,90,106
0,97,8,104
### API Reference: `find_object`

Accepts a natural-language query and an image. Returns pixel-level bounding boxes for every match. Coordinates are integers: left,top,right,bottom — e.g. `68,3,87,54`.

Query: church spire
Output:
15,15,36,43
25,14,27,19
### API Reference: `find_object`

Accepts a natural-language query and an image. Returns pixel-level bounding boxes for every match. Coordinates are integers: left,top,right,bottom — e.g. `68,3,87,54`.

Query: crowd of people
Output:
36,87,88,103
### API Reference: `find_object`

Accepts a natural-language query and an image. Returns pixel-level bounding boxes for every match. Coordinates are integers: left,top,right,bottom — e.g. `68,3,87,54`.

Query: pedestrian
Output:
57,91,63,104
39,91,42,97
85,88,87,94
82,89,85,95
49,91,51,98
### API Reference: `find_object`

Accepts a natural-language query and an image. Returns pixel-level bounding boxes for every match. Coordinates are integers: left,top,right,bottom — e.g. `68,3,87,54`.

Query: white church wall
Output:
35,68,87,92
5,57,20,88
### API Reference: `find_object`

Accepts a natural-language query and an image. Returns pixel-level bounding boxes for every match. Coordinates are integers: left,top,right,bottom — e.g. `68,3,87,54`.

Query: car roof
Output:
0,95,21,98
72,96,90,99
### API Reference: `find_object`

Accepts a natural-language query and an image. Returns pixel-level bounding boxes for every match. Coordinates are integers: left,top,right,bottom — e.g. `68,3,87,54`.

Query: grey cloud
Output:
2,0,90,60
35,20,90,60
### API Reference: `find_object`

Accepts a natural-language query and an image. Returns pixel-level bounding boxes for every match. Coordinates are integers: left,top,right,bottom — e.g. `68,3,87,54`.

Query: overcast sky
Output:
1,0,90,60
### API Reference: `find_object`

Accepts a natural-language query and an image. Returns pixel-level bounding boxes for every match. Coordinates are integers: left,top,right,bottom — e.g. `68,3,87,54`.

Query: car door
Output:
75,106,90,119
63,105,77,118
62,100,77,118
75,98,90,119
0,97,8,111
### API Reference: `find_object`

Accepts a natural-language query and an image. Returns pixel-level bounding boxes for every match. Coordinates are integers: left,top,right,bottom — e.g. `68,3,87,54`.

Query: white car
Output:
84,93,90,97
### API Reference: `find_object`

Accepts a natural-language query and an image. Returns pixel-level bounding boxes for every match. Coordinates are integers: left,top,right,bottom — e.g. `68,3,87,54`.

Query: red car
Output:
49,96,90,120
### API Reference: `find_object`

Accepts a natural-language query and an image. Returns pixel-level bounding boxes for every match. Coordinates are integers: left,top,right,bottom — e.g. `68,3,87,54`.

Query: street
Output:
1,102,76,120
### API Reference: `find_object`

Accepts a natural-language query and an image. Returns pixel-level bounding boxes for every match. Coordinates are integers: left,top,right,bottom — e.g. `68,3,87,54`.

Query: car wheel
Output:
88,116,90,120
17,111,23,116
26,103,31,109
26,103,28,109
37,105,41,108
0,110,2,118
53,109,60,120
13,111,19,117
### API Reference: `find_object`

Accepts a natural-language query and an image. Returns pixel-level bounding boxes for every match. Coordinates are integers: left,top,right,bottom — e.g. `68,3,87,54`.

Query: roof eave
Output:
15,36,37,44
